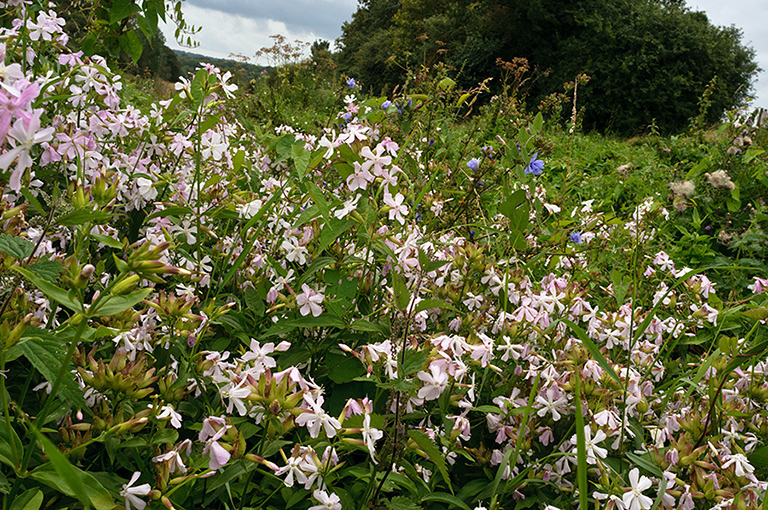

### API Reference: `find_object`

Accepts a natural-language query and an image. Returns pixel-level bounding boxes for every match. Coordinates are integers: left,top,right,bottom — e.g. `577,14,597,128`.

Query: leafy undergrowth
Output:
1,5,768,510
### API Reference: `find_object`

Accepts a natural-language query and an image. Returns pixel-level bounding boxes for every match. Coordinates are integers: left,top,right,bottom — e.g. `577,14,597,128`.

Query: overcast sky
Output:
160,0,767,109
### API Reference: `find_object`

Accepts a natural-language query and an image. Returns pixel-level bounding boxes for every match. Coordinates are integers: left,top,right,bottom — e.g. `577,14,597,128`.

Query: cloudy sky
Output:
161,0,767,108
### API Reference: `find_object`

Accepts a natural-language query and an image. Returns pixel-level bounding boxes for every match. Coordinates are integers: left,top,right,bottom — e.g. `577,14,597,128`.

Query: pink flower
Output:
748,277,768,295
296,284,324,317
0,109,55,191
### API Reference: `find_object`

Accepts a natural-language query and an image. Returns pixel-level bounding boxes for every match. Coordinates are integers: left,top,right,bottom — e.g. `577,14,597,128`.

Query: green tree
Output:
337,0,402,92
338,0,759,134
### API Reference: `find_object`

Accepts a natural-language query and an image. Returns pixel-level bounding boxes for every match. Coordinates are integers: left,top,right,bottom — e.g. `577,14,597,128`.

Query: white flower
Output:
362,413,384,463
722,453,754,477
417,364,449,401
383,191,409,225
623,468,653,510
309,489,342,510
295,393,341,438
120,472,151,510
156,404,183,428
571,425,607,464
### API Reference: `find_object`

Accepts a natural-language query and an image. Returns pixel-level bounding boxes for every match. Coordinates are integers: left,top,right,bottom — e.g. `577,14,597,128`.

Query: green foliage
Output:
338,0,758,135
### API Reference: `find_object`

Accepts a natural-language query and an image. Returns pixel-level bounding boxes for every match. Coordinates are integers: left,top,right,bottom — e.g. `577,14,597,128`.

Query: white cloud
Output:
160,4,325,64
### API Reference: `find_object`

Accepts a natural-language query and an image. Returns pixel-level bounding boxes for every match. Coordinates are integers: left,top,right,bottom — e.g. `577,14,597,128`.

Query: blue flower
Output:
346,77,356,88
570,231,583,244
525,152,544,175
467,158,480,172
382,100,392,110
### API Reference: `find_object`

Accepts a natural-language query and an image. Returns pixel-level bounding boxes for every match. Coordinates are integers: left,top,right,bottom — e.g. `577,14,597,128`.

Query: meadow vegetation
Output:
1,3,768,510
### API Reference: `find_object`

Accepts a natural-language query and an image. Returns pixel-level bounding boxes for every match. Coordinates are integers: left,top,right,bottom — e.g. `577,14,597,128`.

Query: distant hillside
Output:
174,50,269,84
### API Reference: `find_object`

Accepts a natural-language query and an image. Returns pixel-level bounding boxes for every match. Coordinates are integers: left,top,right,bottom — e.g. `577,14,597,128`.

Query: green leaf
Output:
306,181,330,222
0,419,22,469
144,205,195,222
262,315,346,337
413,298,455,314
274,133,295,162
408,430,452,493
199,114,222,135
350,319,386,335
748,446,768,467
387,496,422,510
626,451,663,477
26,259,63,283
244,285,264,316
118,30,143,63
91,288,151,317
10,488,43,510
296,257,335,287
471,405,504,414
610,269,630,305
232,149,246,173
0,233,34,259
391,271,411,312
12,266,83,313
531,112,544,134
421,492,471,510
110,0,141,23
89,233,123,249
317,218,355,253
190,68,208,105
20,188,45,215
30,430,114,509
562,318,624,389
56,209,113,226
10,328,87,410
401,348,429,377
323,353,366,384
685,156,710,180
291,143,311,180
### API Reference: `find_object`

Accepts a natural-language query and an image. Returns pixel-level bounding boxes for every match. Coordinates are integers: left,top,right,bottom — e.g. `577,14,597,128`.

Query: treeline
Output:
336,0,759,134
174,51,267,84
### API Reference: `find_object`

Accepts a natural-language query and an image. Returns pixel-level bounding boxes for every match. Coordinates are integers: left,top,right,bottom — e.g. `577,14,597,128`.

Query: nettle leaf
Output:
26,259,63,283
0,233,34,259
9,328,87,410
408,430,452,492
401,348,429,377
